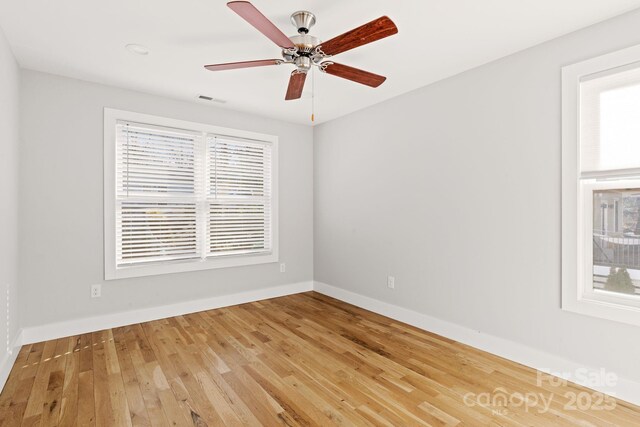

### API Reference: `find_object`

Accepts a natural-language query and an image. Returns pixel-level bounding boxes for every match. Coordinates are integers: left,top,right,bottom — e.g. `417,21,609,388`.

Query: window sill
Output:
562,290,640,327
105,252,278,280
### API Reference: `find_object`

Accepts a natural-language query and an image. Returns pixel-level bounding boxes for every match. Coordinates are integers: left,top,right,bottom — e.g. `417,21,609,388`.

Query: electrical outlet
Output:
387,276,395,289
91,284,101,298
280,263,286,273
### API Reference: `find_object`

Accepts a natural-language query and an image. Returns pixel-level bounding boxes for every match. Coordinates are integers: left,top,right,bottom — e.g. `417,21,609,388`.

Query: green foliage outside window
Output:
605,267,636,294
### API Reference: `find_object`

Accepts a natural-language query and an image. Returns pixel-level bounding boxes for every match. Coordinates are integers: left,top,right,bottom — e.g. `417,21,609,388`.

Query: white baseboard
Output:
20,281,313,345
0,332,23,393
313,281,640,407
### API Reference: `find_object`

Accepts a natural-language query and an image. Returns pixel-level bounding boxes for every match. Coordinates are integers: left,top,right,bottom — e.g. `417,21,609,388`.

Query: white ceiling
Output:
1,0,640,126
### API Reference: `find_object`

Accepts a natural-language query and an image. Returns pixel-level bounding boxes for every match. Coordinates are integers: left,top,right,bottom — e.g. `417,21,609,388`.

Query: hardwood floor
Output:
1,292,639,426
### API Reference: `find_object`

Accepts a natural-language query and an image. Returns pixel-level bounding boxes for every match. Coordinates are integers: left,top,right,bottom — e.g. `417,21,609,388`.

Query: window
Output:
562,44,640,326
104,109,278,279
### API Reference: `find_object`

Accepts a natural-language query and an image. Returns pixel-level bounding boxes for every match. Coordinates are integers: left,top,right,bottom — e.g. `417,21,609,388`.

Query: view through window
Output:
593,189,640,295
582,63,640,298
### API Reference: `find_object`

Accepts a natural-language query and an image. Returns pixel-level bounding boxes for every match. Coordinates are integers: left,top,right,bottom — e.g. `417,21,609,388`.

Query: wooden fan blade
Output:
227,1,295,49
204,59,280,71
318,16,398,56
285,72,307,100
321,62,386,87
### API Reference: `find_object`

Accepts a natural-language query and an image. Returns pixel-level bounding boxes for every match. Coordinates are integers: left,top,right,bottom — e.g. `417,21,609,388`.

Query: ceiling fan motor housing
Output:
282,33,322,67
282,11,322,70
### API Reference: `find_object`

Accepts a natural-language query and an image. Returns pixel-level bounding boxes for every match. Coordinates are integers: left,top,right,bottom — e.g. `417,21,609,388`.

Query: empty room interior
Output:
5,0,640,425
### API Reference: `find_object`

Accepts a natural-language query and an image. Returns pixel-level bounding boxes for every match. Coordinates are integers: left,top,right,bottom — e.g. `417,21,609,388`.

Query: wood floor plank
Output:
58,337,80,426
92,330,117,427
76,371,95,427
124,326,169,427
21,339,58,425
0,345,34,427
112,327,150,427
40,338,69,426
76,334,95,427
2,291,640,426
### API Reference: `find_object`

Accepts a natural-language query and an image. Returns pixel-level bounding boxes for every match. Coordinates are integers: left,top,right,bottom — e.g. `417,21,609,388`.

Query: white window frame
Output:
562,44,640,326
104,108,279,280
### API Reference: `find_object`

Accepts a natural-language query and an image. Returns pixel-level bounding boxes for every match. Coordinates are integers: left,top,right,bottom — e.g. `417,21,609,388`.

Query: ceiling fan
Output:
204,1,398,101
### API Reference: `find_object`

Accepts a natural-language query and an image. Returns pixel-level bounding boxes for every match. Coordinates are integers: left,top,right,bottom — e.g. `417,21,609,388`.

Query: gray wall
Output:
0,28,19,360
314,9,640,382
0,31,20,363
19,70,313,328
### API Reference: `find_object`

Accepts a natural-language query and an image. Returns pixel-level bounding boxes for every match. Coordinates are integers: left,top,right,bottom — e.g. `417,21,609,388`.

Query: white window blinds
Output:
207,136,272,256
580,63,640,174
115,121,273,268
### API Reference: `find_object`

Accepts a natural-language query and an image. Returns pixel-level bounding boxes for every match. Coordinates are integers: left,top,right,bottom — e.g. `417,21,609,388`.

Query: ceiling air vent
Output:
198,95,226,103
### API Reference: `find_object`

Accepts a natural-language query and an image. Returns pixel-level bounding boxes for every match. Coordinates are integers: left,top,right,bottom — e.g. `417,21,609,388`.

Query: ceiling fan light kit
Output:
204,1,398,101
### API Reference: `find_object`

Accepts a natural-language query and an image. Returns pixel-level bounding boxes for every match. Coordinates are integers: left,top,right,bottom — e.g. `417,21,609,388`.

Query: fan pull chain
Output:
126,123,130,198
311,67,315,122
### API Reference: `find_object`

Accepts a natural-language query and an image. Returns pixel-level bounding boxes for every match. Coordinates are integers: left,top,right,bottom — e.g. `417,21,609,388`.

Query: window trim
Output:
562,44,640,326
104,108,279,280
